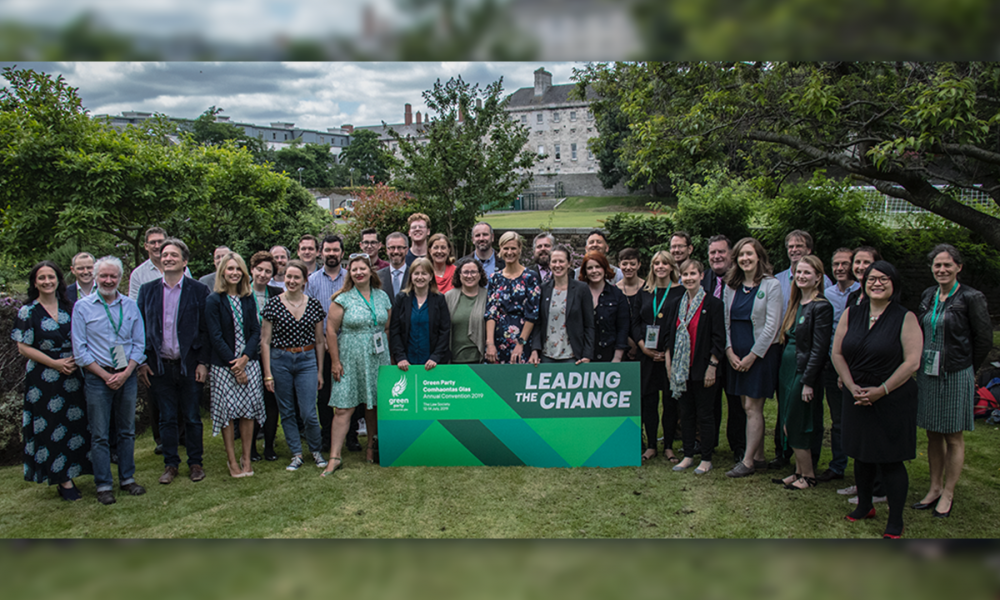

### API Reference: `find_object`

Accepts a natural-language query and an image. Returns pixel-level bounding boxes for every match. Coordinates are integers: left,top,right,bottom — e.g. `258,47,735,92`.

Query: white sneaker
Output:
848,495,888,505
837,485,857,495
312,451,328,468
286,456,304,471
358,418,367,436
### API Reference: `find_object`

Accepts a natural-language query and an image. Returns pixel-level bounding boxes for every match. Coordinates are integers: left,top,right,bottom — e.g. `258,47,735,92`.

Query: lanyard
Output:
652,283,672,318
357,289,380,328
930,281,959,343
99,295,124,337
228,295,244,331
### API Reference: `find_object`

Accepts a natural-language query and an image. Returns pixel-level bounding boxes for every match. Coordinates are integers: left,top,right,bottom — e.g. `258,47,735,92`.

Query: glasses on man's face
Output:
410,225,427,231
146,239,164,247
360,240,379,247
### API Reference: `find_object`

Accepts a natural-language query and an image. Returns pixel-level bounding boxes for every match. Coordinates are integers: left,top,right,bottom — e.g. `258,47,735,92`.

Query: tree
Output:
0,67,331,271
386,75,540,254
190,106,269,162
270,141,347,188
574,62,1000,252
338,129,393,185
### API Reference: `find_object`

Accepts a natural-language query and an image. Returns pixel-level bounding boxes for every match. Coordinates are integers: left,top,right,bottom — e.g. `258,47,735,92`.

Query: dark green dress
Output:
778,305,822,451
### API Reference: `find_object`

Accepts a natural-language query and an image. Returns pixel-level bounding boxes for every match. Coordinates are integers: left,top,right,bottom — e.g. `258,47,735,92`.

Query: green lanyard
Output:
930,281,959,344
357,289,380,328
652,283,672,319
228,295,244,331
99,295,124,337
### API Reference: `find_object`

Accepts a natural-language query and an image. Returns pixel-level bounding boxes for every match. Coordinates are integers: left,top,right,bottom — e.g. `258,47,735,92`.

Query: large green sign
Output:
377,363,640,467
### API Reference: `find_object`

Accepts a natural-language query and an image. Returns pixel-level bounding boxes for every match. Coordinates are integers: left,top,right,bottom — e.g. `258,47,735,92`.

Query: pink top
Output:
160,277,183,359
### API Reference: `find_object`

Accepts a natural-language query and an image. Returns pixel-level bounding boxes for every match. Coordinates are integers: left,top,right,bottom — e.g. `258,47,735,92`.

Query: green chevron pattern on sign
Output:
378,363,639,467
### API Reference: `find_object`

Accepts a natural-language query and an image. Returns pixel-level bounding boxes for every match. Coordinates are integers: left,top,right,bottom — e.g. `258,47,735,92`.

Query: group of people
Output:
12,215,992,539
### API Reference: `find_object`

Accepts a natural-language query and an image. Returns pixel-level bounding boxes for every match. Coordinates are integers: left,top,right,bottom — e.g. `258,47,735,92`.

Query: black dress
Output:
840,301,917,463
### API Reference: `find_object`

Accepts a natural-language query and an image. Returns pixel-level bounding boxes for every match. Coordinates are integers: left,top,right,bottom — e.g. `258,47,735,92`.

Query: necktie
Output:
393,270,401,295
714,275,722,299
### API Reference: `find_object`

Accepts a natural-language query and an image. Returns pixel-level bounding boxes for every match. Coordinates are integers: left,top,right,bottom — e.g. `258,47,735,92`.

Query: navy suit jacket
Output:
137,276,210,377
205,292,261,368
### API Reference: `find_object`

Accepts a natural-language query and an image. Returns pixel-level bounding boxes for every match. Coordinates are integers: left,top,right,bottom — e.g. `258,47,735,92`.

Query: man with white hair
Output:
72,256,147,505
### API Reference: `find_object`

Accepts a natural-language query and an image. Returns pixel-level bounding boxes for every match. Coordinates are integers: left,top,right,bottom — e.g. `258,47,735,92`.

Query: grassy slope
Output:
1,396,997,539
483,196,666,229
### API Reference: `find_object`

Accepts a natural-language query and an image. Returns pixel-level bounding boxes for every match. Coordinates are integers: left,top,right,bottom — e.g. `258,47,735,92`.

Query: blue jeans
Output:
84,370,138,492
271,348,322,456
148,360,204,468
821,362,847,474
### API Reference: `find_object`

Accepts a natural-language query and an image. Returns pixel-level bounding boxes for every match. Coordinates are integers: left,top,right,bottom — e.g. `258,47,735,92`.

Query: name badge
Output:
110,345,127,369
645,325,660,348
373,331,386,355
922,350,940,377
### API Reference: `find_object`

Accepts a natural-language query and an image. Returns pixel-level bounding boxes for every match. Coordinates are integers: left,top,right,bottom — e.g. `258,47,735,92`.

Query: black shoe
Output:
912,496,940,510
58,483,82,502
753,459,767,470
767,456,788,469
97,490,116,505
250,448,263,462
264,448,278,461
346,436,362,452
154,443,163,455
691,441,703,456
932,499,953,518
816,469,844,482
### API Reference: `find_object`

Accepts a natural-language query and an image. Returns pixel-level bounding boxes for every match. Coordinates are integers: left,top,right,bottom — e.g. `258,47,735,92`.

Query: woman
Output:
832,261,921,539
444,257,488,364
616,248,644,360
581,251,630,363
528,245,595,364
845,246,881,308
723,238,784,478
12,261,91,501
260,260,329,472
664,259,725,475
248,251,284,461
912,244,991,518
772,255,833,490
485,232,541,364
632,250,684,462
326,254,392,472
205,252,265,478
390,257,451,371
428,233,457,294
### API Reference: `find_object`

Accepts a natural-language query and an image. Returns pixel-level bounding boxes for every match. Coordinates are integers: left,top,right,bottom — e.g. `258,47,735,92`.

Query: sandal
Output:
664,452,680,464
641,449,657,462
785,475,817,490
320,457,343,477
772,472,800,485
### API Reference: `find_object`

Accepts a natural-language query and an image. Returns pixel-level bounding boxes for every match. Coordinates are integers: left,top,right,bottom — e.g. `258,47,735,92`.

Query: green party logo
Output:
757,291,765,299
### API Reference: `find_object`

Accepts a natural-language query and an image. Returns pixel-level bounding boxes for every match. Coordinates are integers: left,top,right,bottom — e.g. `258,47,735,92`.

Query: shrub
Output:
0,295,26,465
603,212,675,267
673,170,757,258
340,183,420,255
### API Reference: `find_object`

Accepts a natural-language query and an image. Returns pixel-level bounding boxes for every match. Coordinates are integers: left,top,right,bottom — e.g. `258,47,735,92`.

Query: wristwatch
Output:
517,337,527,346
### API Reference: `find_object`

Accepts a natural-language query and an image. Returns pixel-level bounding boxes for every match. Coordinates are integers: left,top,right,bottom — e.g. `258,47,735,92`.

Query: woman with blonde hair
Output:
485,231,541,364
205,252,265,477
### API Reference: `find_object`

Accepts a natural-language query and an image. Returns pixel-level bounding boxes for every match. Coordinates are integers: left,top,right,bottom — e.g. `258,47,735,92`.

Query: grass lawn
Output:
483,195,667,229
1,397,997,539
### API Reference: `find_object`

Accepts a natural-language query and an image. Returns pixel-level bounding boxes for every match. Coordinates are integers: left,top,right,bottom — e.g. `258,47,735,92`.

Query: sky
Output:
0,61,584,131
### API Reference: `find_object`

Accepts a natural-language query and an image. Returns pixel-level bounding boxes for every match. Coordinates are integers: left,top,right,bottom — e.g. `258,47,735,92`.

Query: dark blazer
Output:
205,292,261,368
66,283,80,303
389,292,452,365
462,251,505,274
917,284,992,373
530,279,595,361
377,264,409,298
630,285,684,390
664,294,726,381
789,298,833,388
593,283,632,358
701,269,727,297
137,276,210,377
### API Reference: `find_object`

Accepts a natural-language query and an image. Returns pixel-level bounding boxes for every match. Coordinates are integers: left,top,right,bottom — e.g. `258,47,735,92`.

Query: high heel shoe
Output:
785,476,817,490
932,499,953,518
772,473,798,485
844,507,877,522
911,496,940,510
882,530,903,539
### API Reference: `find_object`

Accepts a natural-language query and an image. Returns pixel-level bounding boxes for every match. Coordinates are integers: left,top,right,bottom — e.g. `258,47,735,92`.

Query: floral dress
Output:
485,269,541,364
328,288,392,410
11,301,92,485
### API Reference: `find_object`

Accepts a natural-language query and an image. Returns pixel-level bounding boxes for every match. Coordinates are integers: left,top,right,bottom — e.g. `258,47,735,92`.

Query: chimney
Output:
534,67,552,97
415,111,422,124
342,124,354,134
405,103,412,126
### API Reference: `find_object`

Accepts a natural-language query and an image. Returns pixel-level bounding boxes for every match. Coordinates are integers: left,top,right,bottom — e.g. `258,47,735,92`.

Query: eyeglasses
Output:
409,224,427,231
866,276,891,285
359,240,379,246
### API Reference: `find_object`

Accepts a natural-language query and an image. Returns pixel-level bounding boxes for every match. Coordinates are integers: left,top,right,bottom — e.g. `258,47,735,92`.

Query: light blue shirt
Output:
306,266,347,326
476,250,498,279
824,280,861,324
72,291,146,369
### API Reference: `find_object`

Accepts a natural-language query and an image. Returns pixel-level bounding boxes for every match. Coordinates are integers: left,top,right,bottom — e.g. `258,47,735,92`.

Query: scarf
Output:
670,288,706,398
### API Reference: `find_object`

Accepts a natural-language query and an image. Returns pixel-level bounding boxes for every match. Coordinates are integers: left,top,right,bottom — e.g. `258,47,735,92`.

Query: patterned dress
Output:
11,301,92,485
328,288,392,410
209,295,265,435
916,310,975,433
485,269,541,364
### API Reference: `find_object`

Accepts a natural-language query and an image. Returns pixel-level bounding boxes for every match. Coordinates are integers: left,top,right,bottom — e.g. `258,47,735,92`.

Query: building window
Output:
586,111,593,121
553,112,560,122
284,133,288,140
537,113,543,123
538,145,545,156
554,144,561,161
521,115,527,124
588,149,594,160
320,136,324,143
571,143,577,160
570,111,577,121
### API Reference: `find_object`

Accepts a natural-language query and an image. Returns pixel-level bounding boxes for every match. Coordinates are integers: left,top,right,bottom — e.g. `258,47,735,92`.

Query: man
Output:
377,232,409,299
297,234,320,274
269,245,290,289
198,245,230,289
776,230,834,312
669,231,694,266
404,212,431,266
306,234,348,450
699,235,745,462
360,228,390,270
66,252,96,302
528,232,556,284
137,238,210,484
815,247,860,483
585,229,623,283
72,256,147,505
465,222,504,279
129,227,192,300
